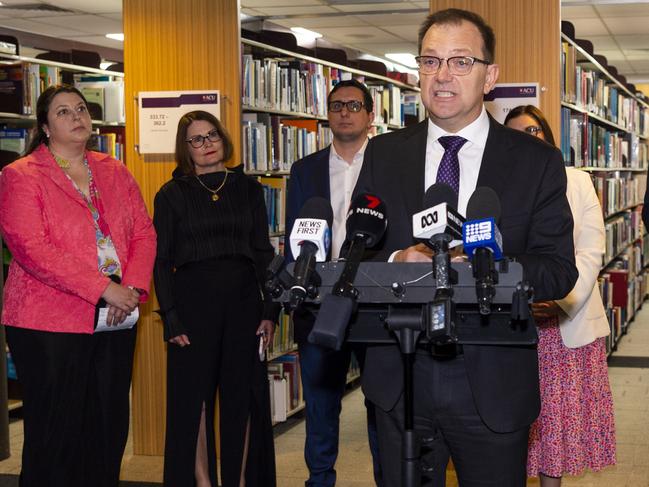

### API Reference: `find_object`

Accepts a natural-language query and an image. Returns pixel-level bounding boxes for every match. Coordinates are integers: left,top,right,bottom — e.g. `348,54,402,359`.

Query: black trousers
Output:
374,352,529,487
163,258,275,487
5,324,137,487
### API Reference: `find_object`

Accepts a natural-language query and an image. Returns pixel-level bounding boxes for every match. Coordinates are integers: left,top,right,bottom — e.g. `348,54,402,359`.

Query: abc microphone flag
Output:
412,183,464,245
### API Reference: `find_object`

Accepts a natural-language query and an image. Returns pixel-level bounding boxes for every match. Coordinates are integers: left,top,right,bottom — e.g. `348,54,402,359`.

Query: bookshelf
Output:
241,35,422,422
560,30,649,356
0,52,126,165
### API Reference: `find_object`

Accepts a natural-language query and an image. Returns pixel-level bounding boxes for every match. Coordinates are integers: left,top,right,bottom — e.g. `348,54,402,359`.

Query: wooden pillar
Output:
123,0,242,455
427,0,561,136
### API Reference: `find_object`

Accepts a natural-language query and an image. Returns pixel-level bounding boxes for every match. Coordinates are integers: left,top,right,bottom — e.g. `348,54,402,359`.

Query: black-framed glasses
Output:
328,100,364,113
524,126,543,136
415,56,491,76
186,129,222,148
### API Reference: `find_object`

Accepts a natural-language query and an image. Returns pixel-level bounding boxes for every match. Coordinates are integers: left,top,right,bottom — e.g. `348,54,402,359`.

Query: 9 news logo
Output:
464,221,492,243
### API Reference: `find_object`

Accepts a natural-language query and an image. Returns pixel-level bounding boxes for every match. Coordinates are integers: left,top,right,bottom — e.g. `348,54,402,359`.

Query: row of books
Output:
604,207,644,266
242,113,332,172
261,177,286,235
0,63,125,125
560,109,648,169
90,127,126,161
241,53,413,127
268,312,294,360
1,127,124,163
561,41,647,136
591,173,645,218
242,55,337,117
0,62,59,115
367,84,403,127
268,351,302,423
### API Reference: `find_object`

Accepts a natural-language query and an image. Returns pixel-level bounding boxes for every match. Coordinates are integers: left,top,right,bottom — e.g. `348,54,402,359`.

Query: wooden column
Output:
427,0,561,136
123,0,242,455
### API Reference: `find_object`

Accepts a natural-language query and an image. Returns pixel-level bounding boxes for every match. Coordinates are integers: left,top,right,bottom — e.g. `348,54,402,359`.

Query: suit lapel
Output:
320,148,331,201
31,146,87,208
476,116,513,198
401,121,428,216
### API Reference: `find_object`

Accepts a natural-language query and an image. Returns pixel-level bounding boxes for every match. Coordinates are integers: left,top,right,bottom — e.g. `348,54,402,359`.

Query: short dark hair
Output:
504,105,556,147
25,84,89,156
174,110,234,176
328,79,374,113
418,8,495,62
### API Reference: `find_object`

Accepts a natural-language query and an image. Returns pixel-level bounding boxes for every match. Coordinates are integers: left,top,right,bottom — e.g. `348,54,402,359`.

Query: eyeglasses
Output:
186,129,222,149
415,56,491,76
328,100,364,113
524,126,544,136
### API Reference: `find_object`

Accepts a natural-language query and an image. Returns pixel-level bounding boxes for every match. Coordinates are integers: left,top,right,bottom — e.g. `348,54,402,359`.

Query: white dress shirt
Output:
424,107,490,216
329,139,368,259
388,107,490,261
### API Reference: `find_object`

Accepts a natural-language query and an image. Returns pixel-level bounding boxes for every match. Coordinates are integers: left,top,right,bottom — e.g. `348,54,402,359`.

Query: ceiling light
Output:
290,27,323,41
106,33,124,42
385,53,418,69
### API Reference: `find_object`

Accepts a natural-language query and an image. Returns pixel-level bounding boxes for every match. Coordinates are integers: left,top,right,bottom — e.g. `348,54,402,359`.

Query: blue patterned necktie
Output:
436,136,467,196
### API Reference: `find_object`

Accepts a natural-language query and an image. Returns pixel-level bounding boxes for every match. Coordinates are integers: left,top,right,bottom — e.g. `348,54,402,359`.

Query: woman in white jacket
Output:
505,105,616,487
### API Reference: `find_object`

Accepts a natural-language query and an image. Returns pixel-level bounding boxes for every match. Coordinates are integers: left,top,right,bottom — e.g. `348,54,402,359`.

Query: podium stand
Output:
272,259,536,486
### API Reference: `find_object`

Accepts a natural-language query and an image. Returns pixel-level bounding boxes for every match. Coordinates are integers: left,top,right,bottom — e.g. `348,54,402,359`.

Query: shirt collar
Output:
427,106,489,149
330,138,368,165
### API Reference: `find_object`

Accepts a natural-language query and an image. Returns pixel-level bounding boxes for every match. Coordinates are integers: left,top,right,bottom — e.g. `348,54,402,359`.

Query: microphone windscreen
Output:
345,193,387,247
298,196,334,228
423,183,458,210
308,294,354,350
466,187,502,222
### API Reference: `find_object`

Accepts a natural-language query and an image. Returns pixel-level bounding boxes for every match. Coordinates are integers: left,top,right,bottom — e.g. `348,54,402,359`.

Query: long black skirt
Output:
163,258,276,487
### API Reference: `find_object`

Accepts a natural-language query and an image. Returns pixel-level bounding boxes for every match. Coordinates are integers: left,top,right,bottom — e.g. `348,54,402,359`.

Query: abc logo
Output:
420,211,438,228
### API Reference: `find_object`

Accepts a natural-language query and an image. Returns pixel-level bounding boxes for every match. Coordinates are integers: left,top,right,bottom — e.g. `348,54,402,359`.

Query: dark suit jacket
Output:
284,146,332,342
354,116,578,433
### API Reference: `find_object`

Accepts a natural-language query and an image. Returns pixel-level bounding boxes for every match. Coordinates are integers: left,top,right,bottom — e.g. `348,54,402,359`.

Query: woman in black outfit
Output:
154,110,277,487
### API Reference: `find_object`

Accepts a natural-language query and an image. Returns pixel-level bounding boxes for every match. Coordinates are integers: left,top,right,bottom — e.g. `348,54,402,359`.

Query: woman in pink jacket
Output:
0,85,156,487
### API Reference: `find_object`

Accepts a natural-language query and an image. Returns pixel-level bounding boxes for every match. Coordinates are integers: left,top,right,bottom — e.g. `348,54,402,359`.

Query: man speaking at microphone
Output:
285,79,381,487
354,8,577,487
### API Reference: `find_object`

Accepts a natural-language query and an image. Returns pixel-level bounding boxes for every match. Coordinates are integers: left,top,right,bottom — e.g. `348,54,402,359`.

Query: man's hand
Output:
393,243,434,262
169,334,191,347
531,301,564,320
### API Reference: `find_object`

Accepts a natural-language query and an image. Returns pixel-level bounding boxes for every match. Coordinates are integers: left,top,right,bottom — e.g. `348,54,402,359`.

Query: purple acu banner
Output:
483,83,539,124
138,90,220,154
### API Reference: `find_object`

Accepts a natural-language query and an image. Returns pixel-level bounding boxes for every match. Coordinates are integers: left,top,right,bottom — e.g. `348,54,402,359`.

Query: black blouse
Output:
153,164,278,340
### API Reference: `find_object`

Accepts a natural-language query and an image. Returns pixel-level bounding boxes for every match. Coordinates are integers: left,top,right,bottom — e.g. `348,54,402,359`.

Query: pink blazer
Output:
0,144,156,334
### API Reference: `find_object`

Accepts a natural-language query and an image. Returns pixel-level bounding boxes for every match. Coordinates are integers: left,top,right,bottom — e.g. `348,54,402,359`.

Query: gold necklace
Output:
195,170,229,201
48,147,82,169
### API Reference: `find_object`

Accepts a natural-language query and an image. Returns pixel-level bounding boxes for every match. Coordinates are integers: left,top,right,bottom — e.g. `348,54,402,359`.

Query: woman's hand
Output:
169,334,191,347
106,305,130,326
101,281,139,313
531,301,562,320
257,320,275,352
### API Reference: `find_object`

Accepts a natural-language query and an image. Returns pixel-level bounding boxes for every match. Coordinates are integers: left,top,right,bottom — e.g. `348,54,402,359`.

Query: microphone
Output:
308,194,388,350
412,183,464,247
462,187,503,315
288,197,333,310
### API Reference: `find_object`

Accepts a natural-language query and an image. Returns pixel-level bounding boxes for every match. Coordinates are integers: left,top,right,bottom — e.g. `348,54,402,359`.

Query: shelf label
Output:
138,90,220,154
484,83,539,124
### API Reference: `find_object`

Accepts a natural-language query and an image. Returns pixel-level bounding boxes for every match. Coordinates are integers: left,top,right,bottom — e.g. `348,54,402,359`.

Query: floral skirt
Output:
527,321,616,477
